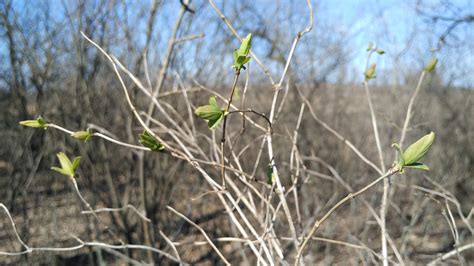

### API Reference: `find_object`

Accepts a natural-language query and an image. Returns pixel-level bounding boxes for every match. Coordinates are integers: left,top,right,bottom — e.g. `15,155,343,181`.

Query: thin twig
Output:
427,242,474,265
80,32,175,152
174,32,205,44
399,71,427,147
228,109,272,133
0,203,29,250
295,166,399,265
297,87,383,175
363,59,388,265
263,1,314,258
0,203,184,264
266,88,300,252
159,230,182,262
290,104,306,226
70,178,125,245
95,246,143,266
221,72,241,189
362,81,386,172
46,123,149,153
276,0,313,90
296,154,403,265
208,0,276,86
81,31,271,264
167,206,231,265
81,204,151,223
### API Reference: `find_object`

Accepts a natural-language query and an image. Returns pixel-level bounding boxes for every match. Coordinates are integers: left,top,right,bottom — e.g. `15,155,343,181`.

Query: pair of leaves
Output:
20,116,93,142
366,42,385,54
51,152,81,178
392,132,435,172
232,34,252,71
365,58,437,81
19,116,47,129
364,42,385,81
71,128,93,142
195,96,225,129
139,130,165,152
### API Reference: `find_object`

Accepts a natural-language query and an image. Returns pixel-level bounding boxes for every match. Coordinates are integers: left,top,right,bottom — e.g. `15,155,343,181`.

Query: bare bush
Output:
1,0,473,265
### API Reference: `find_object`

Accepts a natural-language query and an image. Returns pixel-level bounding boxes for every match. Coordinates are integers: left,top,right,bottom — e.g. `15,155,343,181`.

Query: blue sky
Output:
2,0,473,88
190,0,474,86
319,0,473,86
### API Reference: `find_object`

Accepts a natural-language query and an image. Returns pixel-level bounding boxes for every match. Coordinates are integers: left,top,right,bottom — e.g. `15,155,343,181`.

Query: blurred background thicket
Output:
0,0,472,264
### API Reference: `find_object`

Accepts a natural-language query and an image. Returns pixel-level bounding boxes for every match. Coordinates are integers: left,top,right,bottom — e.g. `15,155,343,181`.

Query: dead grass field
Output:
1,83,472,264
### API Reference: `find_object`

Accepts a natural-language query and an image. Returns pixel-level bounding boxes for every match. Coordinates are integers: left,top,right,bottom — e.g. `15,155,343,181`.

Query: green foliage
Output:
364,43,385,80
232,34,252,71
71,128,93,142
392,132,435,172
365,63,376,81
139,130,165,151
425,58,438,72
403,132,435,165
366,42,384,54
267,164,274,184
403,163,430,170
19,115,47,129
51,152,81,178
195,96,225,129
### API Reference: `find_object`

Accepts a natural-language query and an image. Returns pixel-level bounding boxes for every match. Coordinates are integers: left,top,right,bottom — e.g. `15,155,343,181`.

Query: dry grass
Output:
1,80,472,264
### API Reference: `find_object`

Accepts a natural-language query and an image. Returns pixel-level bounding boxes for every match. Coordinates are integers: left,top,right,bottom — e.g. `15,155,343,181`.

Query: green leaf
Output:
376,49,385,55
391,142,405,168
365,63,376,81
72,156,81,171
139,130,165,151
233,49,239,63
71,128,92,141
51,167,71,177
391,132,435,173
233,55,251,70
239,56,251,65
232,33,252,71
425,58,438,72
404,163,430,171
51,152,80,178
238,34,252,56
195,96,225,129
195,105,220,120
267,164,274,184
19,120,42,128
403,132,435,165
207,113,224,129
19,115,47,129
209,95,219,108
57,152,73,174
